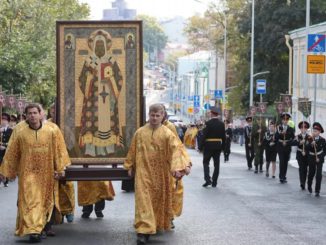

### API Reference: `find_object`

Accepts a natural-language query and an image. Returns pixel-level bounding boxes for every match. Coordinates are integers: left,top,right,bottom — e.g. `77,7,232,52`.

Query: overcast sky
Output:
79,0,208,19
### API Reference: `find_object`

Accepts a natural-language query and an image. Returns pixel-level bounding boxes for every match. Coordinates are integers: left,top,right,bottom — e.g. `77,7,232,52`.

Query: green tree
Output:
137,15,168,56
0,0,89,108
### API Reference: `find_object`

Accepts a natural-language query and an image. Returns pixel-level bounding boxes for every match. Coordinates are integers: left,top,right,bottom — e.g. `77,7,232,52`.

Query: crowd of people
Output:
177,109,325,198
0,102,325,245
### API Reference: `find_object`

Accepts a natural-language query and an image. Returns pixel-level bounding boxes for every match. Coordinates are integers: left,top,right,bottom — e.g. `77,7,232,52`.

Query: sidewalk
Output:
231,142,326,173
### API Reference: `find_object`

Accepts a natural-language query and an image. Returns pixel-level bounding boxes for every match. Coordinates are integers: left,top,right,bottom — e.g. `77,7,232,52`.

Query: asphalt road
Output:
1,150,326,245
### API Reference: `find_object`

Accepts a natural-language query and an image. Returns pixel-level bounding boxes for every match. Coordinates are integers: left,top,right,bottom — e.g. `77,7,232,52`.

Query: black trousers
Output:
308,160,323,193
203,149,221,184
224,140,231,160
44,208,56,232
82,199,105,214
245,143,255,168
278,148,291,180
297,156,308,186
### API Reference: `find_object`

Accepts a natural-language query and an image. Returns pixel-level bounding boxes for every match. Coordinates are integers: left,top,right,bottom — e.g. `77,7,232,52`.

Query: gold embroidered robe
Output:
163,120,190,217
46,120,75,216
0,123,70,236
77,181,115,206
124,124,189,234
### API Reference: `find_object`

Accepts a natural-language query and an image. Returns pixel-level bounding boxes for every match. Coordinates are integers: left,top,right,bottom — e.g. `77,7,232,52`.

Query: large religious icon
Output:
57,21,143,164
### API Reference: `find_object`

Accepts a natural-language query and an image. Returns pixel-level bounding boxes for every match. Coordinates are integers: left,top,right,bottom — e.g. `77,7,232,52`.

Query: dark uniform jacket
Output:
275,125,295,150
307,136,326,164
0,127,13,163
292,133,310,160
263,131,277,151
244,125,253,145
198,118,225,151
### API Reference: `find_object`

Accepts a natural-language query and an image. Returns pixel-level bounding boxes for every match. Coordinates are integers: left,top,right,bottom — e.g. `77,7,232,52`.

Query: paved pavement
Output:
1,149,326,245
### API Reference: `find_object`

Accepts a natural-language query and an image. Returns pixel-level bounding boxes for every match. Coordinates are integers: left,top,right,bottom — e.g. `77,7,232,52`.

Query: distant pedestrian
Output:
252,116,267,173
307,122,326,197
293,121,310,190
275,112,295,183
239,126,244,146
263,121,277,178
224,120,232,162
244,116,255,170
0,113,12,187
198,106,225,187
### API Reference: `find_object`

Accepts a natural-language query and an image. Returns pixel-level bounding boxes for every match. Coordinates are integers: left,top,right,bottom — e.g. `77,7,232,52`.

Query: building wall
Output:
290,22,326,131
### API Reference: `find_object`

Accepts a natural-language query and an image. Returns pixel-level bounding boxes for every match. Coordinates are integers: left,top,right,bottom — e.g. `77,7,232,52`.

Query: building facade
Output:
290,21,326,130
102,0,136,20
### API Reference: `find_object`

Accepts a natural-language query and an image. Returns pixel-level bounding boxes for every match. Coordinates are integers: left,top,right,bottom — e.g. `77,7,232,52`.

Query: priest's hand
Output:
172,171,184,179
54,171,65,180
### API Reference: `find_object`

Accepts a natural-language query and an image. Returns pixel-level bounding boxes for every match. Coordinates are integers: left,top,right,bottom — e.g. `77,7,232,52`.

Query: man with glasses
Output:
275,112,295,183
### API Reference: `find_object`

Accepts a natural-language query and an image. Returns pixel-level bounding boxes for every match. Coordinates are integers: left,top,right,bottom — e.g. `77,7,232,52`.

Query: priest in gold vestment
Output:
0,104,71,242
47,104,75,223
162,109,191,222
124,104,191,244
77,180,115,218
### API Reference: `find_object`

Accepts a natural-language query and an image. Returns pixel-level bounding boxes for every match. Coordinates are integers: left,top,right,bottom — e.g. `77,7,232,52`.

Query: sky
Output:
79,0,208,19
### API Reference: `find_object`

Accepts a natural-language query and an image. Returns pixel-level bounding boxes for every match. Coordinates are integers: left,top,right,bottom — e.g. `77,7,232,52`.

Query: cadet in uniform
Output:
293,121,310,190
252,116,267,173
198,106,225,187
224,120,232,162
307,122,326,197
263,121,277,178
275,112,295,183
244,116,255,170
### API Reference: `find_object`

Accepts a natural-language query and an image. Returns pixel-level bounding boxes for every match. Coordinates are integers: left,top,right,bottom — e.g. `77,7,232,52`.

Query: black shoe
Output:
45,229,56,237
137,234,147,244
81,212,91,219
266,173,269,177
29,234,41,243
248,167,252,171
308,186,312,193
272,176,275,179
202,181,212,187
315,192,320,197
300,184,305,190
170,219,175,229
95,211,104,218
4,183,8,187
283,179,288,183
254,170,258,174
259,169,263,173
280,179,284,184
212,183,217,187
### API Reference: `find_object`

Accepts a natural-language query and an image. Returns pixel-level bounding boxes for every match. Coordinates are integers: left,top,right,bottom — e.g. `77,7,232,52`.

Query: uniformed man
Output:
307,122,326,197
198,106,225,187
275,112,295,183
293,121,310,190
244,116,255,170
224,120,232,162
263,121,277,178
252,116,267,173
0,113,13,187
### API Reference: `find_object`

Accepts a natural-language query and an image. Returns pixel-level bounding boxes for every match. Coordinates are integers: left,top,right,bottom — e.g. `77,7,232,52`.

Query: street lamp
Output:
249,0,255,107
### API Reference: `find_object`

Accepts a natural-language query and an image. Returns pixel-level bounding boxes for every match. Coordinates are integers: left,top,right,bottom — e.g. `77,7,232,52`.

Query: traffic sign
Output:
204,103,210,110
308,34,326,53
194,95,200,101
214,90,223,99
307,55,325,74
194,101,200,107
256,79,266,94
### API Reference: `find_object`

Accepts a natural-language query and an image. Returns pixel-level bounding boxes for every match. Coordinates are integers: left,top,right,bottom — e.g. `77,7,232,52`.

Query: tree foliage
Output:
0,0,89,108
137,14,168,54
184,0,326,115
